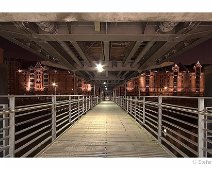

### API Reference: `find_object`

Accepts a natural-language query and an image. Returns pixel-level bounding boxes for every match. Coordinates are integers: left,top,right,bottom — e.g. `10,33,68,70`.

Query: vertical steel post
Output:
78,96,80,118
130,96,132,115
88,96,91,110
82,96,85,114
51,95,56,141
134,96,137,119
198,98,204,157
143,97,146,124
69,96,72,123
85,96,87,112
127,96,129,112
9,96,15,157
91,96,93,108
97,96,98,105
2,104,9,157
158,96,162,143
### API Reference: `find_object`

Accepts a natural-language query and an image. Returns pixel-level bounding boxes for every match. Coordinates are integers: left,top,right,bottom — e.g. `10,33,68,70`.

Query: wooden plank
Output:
37,101,172,157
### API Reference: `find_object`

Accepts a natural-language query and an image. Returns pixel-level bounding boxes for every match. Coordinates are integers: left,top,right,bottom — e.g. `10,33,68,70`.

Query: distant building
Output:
7,61,94,95
115,61,205,96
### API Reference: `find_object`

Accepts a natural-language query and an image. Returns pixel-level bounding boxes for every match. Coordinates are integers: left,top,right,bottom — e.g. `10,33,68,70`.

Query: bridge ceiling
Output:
1,15,212,90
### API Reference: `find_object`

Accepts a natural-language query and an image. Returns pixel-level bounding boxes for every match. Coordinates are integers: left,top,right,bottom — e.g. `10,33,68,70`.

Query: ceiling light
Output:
103,82,106,84
96,63,104,72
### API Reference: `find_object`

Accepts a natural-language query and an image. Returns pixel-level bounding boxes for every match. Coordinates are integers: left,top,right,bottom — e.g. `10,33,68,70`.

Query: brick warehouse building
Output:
6,61,97,95
114,61,204,96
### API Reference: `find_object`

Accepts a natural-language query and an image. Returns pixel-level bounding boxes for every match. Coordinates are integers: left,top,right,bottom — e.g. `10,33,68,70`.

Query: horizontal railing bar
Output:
15,130,51,154
162,119,198,137
15,107,51,118
144,119,158,130
145,108,158,114
0,127,10,132
0,136,10,142
56,119,69,128
161,137,189,157
15,113,52,127
162,107,198,119
204,138,212,145
145,114,158,125
203,129,212,134
162,114,198,128
162,125,198,147
56,122,70,134
163,132,198,156
144,110,158,119
15,124,52,145
15,118,52,135
21,136,52,157
0,145,10,153
16,101,52,109
56,114,69,124
56,111,69,118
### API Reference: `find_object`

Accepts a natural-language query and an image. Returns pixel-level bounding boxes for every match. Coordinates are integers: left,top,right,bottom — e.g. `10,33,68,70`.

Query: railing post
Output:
158,96,162,143
82,96,85,114
143,97,145,124
2,104,9,157
127,96,129,112
130,96,132,115
51,95,56,141
198,98,204,157
89,96,93,109
69,96,72,123
9,96,15,157
78,96,80,118
97,96,98,105
88,96,91,110
85,96,87,112
134,96,137,119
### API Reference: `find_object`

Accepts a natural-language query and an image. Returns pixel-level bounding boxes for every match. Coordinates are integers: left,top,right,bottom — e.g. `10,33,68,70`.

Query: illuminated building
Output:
115,61,205,96
7,61,93,95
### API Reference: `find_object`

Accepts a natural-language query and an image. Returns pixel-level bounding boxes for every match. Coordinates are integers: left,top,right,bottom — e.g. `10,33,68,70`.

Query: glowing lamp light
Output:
164,86,168,90
103,82,106,84
17,69,22,73
96,63,104,72
52,82,56,86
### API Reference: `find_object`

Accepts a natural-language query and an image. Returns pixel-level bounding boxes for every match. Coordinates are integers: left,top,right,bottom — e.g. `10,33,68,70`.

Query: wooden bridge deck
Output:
38,101,173,157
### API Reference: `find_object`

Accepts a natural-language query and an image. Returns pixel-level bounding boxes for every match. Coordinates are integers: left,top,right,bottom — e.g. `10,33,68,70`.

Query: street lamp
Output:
52,82,58,95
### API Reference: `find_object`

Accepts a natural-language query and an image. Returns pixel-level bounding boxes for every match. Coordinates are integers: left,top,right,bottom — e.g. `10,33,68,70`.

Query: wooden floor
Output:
38,101,173,157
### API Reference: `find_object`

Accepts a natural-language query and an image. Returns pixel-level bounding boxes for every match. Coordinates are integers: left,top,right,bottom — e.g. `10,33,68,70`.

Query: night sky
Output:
174,38,212,65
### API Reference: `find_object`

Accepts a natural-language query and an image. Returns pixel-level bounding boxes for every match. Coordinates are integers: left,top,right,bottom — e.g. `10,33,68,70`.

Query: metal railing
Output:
0,95,102,157
113,96,212,157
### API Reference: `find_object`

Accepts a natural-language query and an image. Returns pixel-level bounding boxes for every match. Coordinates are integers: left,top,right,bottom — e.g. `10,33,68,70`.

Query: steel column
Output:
143,97,146,124
158,97,162,142
9,96,15,157
51,96,56,141
198,98,204,157
68,96,72,123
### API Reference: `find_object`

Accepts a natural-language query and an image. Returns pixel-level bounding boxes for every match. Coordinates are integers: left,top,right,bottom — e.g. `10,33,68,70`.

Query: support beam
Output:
36,41,76,70
121,71,129,79
71,41,91,66
123,41,143,66
0,34,48,61
59,41,83,68
139,42,178,70
168,36,212,62
104,41,110,62
78,65,138,71
131,41,155,67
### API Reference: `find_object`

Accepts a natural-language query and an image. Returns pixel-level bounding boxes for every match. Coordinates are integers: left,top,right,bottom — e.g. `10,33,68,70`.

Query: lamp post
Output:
52,82,58,95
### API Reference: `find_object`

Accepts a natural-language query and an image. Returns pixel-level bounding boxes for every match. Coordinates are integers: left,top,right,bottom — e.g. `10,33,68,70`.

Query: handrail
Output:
113,95,212,158
0,95,103,157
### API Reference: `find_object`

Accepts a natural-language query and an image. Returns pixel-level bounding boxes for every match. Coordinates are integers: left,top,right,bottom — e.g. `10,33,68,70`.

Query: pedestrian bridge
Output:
0,95,212,157
39,101,171,157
